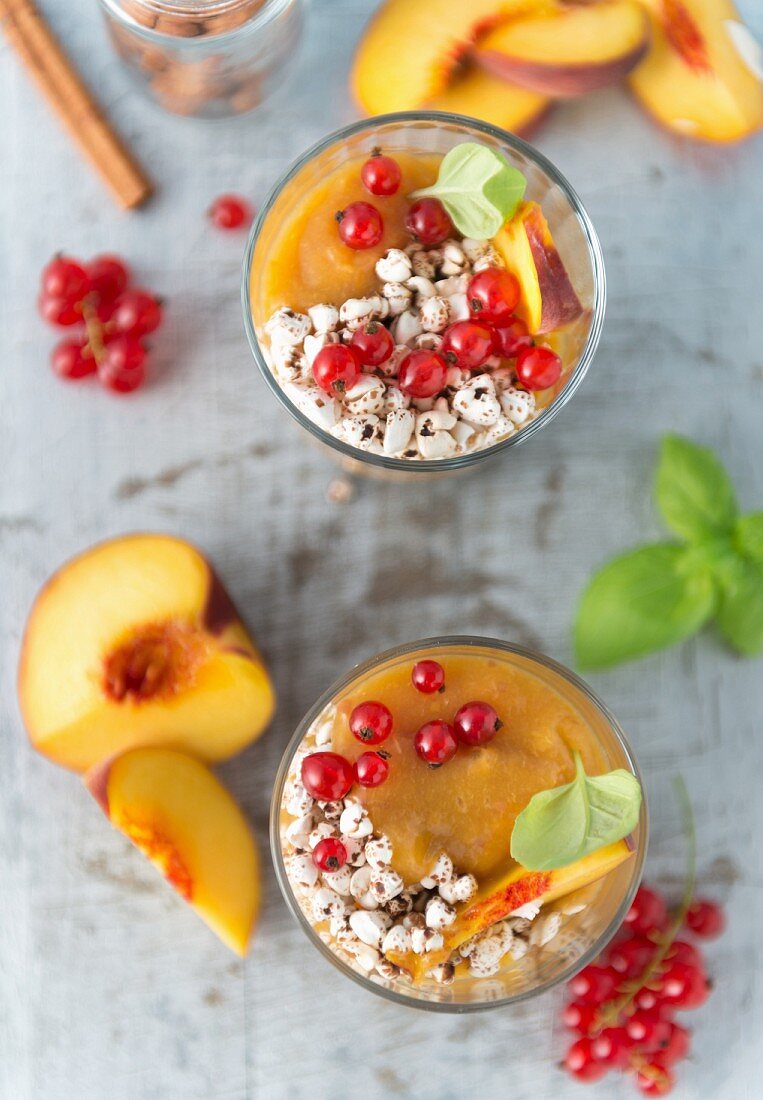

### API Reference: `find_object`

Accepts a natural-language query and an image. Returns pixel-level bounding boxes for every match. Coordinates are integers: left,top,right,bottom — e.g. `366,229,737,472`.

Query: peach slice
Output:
386,838,634,979
18,534,275,772
629,0,763,143
85,748,260,955
425,64,550,136
475,0,650,97
351,0,550,115
493,200,583,334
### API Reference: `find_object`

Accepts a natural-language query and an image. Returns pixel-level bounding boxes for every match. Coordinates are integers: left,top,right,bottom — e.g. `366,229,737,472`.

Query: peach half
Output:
476,0,650,97
629,0,763,143
86,748,260,955
493,201,583,334
351,0,551,115
386,838,634,979
18,534,275,772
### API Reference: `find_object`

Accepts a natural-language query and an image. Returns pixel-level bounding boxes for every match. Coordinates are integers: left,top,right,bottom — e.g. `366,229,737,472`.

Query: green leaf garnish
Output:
574,434,763,667
656,434,737,542
716,556,763,656
574,544,716,670
510,752,642,872
410,142,526,239
735,512,763,564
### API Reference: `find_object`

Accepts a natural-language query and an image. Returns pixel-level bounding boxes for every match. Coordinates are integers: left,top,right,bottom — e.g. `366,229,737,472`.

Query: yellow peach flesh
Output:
86,747,260,955
18,534,275,771
629,0,763,143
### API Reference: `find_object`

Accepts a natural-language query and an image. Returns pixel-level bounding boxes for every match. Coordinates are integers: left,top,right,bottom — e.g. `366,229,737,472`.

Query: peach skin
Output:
493,201,583,334
475,0,651,97
86,747,260,955
629,0,763,142
18,533,275,771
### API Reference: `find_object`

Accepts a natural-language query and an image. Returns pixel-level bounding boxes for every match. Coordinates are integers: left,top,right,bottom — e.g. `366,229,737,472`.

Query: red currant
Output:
411,659,445,694
561,1001,600,1035
414,720,458,768
209,193,253,230
467,268,520,325
301,752,354,801
349,701,393,745
355,751,390,788
112,290,163,337
659,1022,691,1065
590,1027,632,1068
350,321,394,367
633,985,666,1014
38,294,82,327
658,961,710,1009
312,837,348,873
86,255,129,303
568,965,618,1005
360,151,402,197
405,198,453,246
492,316,533,358
97,336,147,394
515,345,562,391
626,1011,672,1052
441,320,494,370
397,349,447,398
50,336,96,380
453,701,502,747
685,898,725,939
563,1037,607,1083
312,344,361,396
665,939,704,971
607,936,656,977
336,202,383,250
40,255,89,303
635,1060,675,1096
624,886,669,937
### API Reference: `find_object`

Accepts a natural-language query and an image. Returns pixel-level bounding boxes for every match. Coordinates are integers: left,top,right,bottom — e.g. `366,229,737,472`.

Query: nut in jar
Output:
98,0,306,118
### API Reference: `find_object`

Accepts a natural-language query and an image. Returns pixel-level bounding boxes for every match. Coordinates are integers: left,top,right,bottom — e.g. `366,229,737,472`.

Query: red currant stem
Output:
81,294,106,366
594,778,696,1032
627,1051,672,1087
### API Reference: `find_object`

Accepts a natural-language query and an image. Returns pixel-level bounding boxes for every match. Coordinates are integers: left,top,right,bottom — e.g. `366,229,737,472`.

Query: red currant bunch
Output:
39,252,163,394
560,882,725,1096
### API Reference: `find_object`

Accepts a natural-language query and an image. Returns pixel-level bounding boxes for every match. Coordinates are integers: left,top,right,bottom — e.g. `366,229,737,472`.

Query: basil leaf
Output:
656,434,737,542
411,142,526,239
575,544,716,669
510,753,641,872
716,556,763,656
735,512,763,564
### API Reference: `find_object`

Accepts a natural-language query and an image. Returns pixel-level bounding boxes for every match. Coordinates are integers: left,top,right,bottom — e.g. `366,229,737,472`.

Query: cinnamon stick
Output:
0,0,152,209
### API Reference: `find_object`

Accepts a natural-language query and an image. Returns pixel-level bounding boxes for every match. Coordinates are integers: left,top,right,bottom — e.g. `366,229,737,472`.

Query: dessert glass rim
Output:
270,634,648,1013
242,110,607,474
99,0,292,38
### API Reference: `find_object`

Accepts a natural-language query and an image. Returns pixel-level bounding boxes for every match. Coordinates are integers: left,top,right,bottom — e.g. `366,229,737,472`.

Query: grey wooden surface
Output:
1,1,762,1097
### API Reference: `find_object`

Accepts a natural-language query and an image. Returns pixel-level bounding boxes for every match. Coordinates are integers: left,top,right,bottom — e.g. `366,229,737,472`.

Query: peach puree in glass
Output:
330,650,608,887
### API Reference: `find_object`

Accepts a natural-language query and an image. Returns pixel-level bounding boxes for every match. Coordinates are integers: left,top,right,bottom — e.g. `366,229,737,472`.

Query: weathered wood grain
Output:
1,1,761,1097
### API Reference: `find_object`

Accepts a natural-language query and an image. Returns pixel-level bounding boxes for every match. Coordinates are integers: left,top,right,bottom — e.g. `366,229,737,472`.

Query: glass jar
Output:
243,112,606,482
98,0,306,117
271,637,647,1011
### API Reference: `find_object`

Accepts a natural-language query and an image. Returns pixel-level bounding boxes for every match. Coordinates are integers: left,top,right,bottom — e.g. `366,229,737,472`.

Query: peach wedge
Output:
351,0,551,115
19,534,275,772
476,0,650,97
86,748,260,955
629,0,763,143
426,64,550,136
386,838,634,979
493,201,583,334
